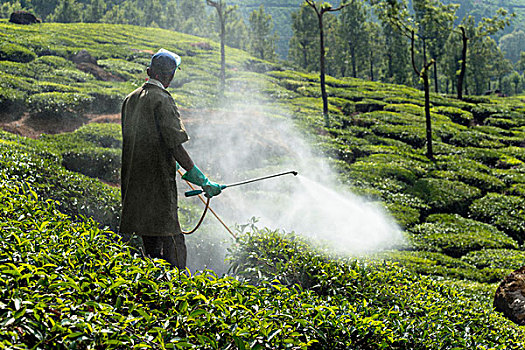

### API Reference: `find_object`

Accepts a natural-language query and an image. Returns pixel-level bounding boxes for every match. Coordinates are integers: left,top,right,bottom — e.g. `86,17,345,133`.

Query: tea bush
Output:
431,106,473,126
228,229,525,347
98,58,145,80
0,139,120,230
0,42,36,63
0,86,26,118
509,183,525,196
73,123,122,148
458,147,505,167
5,175,523,349
355,98,386,113
27,92,94,119
371,124,427,148
469,193,525,242
461,249,525,270
409,178,482,214
373,250,503,283
429,169,506,193
383,202,421,228
62,147,121,183
349,161,417,185
408,214,518,257
0,182,330,349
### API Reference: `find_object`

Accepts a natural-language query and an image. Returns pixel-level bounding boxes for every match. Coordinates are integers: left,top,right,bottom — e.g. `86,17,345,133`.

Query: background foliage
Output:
0,12,525,349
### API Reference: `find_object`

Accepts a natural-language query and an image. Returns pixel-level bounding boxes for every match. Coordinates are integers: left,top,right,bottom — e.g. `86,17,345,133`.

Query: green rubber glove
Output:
182,165,222,198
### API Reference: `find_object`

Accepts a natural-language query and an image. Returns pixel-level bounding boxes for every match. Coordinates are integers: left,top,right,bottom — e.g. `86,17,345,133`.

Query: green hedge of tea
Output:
408,213,518,257
227,229,525,347
373,250,505,283
469,193,525,243
3,179,524,349
27,92,94,119
0,135,120,230
0,42,36,63
409,178,482,215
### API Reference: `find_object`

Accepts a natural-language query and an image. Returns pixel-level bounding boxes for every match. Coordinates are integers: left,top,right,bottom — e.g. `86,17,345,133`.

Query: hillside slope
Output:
1,21,525,348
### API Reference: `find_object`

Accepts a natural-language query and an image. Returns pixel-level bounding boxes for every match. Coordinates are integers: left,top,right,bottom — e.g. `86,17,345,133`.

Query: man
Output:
120,48,222,270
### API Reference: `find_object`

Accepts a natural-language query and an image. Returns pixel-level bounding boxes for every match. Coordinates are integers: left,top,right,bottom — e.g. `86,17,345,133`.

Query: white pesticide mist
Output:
181,96,403,272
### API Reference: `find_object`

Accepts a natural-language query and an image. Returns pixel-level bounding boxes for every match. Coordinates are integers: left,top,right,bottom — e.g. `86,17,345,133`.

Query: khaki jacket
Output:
120,83,189,236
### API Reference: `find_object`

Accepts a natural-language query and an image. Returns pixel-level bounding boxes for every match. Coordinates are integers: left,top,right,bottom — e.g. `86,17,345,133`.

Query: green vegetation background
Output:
1,20,525,348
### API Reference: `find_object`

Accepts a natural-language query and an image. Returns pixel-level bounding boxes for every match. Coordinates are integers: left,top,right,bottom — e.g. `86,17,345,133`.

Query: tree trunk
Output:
302,42,308,69
457,27,468,100
318,14,329,124
411,31,434,160
219,10,226,93
369,49,374,81
433,60,438,93
350,43,357,78
423,69,433,160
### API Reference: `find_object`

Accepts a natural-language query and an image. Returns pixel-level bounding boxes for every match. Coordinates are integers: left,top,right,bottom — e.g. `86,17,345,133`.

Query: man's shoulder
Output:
124,84,146,101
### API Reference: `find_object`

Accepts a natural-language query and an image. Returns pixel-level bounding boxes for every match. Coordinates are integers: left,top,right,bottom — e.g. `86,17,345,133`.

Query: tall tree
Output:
83,0,106,23
289,4,319,71
225,8,248,50
176,0,207,36
499,29,525,64
413,0,456,93
0,1,24,18
28,0,60,19
455,9,512,99
206,0,236,93
304,0,349,125
374,0,454,160
364,21,384,81
48,0,82,23
338,0,368,78
382,21,410,85
248,5,277,61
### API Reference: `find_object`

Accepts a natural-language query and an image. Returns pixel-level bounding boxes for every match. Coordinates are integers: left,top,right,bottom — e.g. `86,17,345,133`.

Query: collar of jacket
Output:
146,78,166,90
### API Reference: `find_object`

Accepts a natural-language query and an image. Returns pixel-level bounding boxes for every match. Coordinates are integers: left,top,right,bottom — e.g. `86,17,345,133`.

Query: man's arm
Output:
172,144,194,172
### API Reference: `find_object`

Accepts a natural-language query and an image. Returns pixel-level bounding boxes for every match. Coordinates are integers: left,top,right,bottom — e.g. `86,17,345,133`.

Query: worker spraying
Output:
119,48,223,270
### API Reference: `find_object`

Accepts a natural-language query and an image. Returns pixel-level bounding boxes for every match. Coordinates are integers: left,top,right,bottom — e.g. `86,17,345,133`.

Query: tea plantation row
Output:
259,69,525,282
2,20,524,282
0,20,275,120
1,144,525,347
1,20,525,347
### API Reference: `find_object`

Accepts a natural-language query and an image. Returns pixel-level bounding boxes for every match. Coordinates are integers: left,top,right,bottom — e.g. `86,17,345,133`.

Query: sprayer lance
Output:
185,170,298,197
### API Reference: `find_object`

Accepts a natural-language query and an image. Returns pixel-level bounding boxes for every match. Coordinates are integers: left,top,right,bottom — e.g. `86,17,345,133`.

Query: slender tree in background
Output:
84,0,106,23
48,0,82,23
289,4,319,71
518,52,525,73
248,5,277,61
224,8,248,50
499,30,525,64
382,21,410,85
455,9,512,99
374,0,454,160
304,0,349,126
206,0,236,93
339,0,368,78
413,0,456,93
364,21,384,81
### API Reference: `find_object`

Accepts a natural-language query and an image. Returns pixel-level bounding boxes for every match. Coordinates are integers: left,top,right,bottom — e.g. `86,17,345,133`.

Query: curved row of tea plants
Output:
2,173,525,349
0,20,279,120
265,69,525,282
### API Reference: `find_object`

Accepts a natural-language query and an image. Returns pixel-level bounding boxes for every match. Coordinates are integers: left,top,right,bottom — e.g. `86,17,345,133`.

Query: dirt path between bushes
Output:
0,113,122,138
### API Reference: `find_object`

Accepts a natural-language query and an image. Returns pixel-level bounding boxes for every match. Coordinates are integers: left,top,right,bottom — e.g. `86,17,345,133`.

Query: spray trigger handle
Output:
185,185,227,197
185,189,203,197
